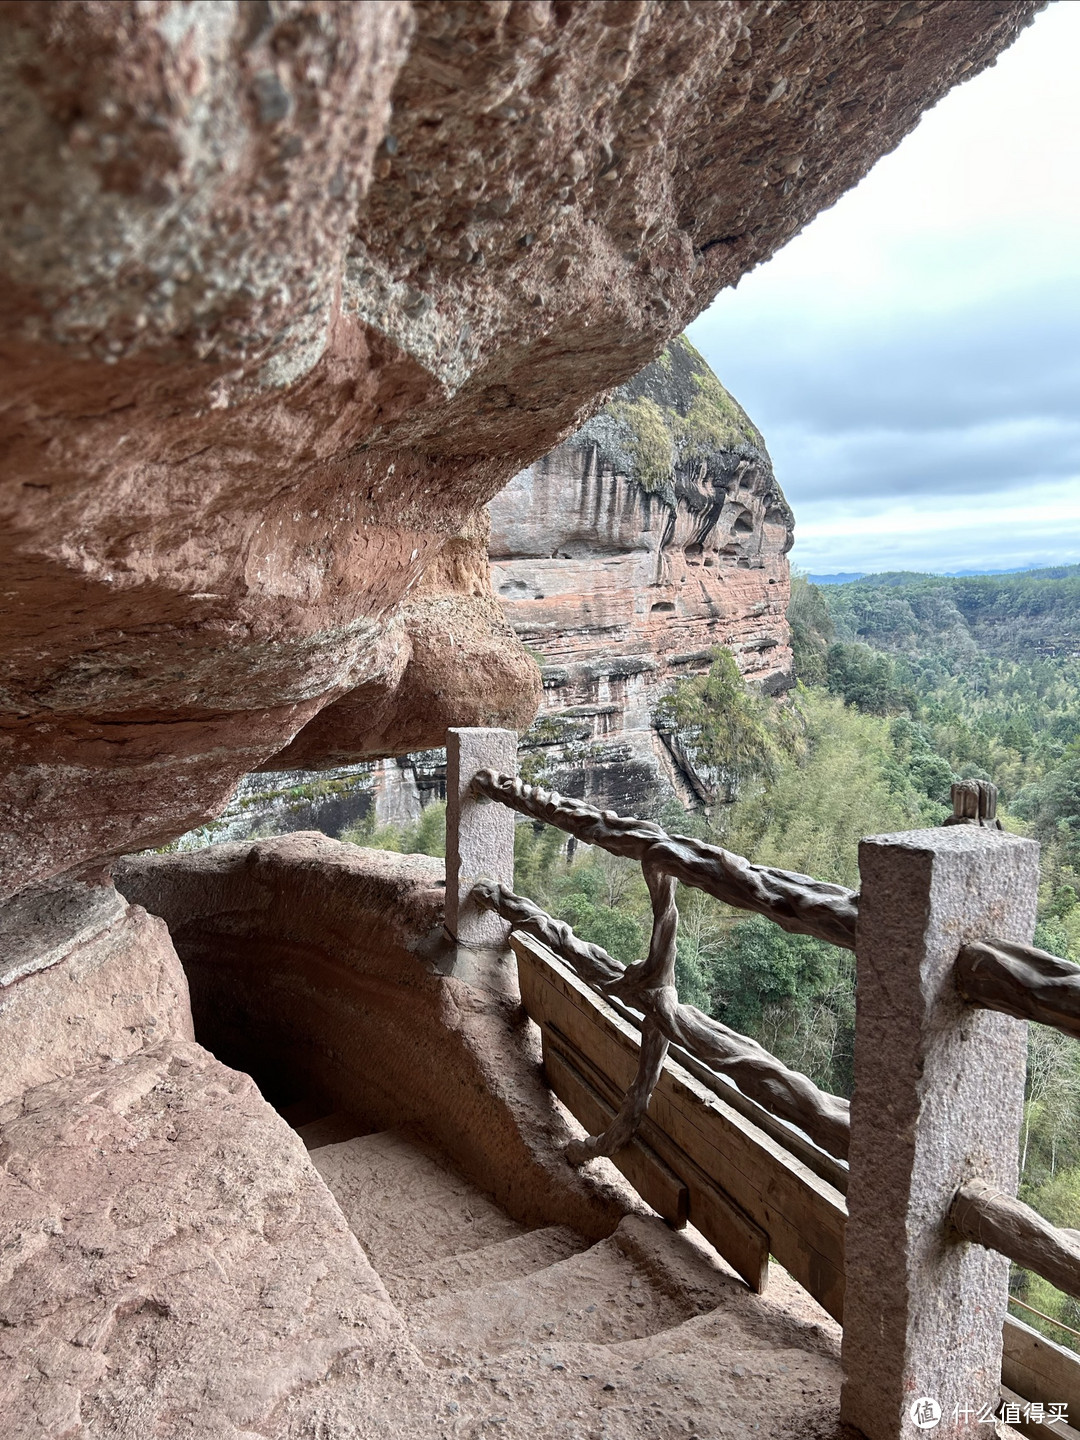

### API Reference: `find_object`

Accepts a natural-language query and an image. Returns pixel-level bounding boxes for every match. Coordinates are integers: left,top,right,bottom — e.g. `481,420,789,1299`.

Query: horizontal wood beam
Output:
951,1179,1080,1303
542,1038,689,1230
542,1027,772,1294
1003,1315,1080,1422
957,939,1080,1042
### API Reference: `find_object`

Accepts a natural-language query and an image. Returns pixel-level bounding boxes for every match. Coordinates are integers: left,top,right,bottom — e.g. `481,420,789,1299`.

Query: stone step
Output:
309,1129,524,1282
392,1224,587,1307
408,1214,737,1360
295,1110,367,1150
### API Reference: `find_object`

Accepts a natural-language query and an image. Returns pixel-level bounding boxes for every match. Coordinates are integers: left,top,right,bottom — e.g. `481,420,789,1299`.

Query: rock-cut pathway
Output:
298,1110,850,1440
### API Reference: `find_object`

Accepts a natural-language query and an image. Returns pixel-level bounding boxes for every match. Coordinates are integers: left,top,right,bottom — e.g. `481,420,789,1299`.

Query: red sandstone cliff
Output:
489,336,792,812
0,1,1040,898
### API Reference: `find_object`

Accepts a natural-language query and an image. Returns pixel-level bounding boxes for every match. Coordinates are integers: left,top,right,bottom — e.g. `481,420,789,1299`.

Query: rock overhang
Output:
0,0,1043,897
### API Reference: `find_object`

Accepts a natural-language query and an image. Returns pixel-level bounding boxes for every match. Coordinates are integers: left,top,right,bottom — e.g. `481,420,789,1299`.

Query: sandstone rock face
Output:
0,880,193,1107
0,0,1039,897
0,1038,447,1440
0,838,640,1434
115,833,628,1236
489,337,793,812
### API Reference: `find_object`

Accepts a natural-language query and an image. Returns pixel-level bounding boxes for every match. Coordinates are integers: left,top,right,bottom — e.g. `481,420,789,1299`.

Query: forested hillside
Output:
823,565,1080,662
348,566,1080,1351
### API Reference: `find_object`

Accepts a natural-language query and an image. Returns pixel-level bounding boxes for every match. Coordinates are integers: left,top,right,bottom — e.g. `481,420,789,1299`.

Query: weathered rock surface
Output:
303,1123,851,1440
0,861,442,1437
0,1029,847,1438
0,0,1039,898
489,336,793,812
0,1038,447,1440
0,881,193,1107
114,833,628,1236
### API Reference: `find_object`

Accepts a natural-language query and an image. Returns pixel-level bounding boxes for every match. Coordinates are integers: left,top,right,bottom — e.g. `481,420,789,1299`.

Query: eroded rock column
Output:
841,828,1039,1439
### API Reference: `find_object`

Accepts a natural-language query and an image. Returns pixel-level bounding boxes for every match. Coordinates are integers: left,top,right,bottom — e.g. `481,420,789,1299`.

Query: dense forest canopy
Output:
822,566,1080,664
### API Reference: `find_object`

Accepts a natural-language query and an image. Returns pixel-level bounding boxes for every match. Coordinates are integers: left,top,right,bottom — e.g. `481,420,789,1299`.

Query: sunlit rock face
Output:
0,0,1039,898
489,337,793,813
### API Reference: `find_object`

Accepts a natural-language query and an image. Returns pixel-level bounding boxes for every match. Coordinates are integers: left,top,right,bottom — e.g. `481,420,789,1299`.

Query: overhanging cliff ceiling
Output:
0,0,1041,898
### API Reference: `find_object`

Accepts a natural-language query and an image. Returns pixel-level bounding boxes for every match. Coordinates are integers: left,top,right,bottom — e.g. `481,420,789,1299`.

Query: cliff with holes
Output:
489,337,793,813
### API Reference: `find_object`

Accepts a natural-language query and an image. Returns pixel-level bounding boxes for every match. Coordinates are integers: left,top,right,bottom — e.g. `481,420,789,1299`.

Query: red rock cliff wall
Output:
0,1,1039,898
489,337,792,812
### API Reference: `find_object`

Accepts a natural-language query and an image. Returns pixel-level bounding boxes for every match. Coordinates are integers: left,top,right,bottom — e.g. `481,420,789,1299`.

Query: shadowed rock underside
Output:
0,0,1040,898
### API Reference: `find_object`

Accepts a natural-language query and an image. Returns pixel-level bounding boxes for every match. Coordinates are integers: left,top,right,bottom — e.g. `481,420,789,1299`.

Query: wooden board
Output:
598,988,849,1195
1001,1384,1080,1440
514,930,847,1320
542,1038,688,1227
513,929,1080,1404
544,1024,769,1294
1004,1316,1080,1421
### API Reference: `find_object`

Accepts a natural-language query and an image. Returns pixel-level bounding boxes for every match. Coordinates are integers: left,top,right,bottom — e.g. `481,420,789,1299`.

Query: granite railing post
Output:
445,727,516,949
840,826,1040,1440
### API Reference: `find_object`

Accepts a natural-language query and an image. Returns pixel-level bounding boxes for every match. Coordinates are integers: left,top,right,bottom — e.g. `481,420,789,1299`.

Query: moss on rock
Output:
573,332,768,501
607,395,675,493
675,338,764,457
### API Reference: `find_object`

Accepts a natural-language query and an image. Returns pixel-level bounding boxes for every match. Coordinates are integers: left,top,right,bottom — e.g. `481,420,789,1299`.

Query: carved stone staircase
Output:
286,1106,848,1440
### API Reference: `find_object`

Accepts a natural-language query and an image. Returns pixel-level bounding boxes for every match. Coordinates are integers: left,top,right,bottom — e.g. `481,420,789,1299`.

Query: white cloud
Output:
687,2,1080,576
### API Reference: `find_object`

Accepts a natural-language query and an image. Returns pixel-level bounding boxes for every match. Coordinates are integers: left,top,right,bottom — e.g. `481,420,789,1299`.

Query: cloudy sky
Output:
687,2,1080,578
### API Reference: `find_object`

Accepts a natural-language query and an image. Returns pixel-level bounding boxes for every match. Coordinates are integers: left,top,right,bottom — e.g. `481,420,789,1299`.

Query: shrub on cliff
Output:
655,647,785,804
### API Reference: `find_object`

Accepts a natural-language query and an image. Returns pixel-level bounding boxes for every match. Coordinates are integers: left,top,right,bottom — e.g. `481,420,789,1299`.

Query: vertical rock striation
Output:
489,338,793,812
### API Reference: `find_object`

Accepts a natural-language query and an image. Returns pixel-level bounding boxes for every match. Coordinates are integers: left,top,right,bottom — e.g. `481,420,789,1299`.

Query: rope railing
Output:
471,769,859,950
473,877,852,1162
447,732,1080,1428
950,1179,1080,1304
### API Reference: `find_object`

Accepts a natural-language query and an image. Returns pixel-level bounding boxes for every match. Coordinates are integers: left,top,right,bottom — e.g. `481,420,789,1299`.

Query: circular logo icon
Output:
910,1397,942,1430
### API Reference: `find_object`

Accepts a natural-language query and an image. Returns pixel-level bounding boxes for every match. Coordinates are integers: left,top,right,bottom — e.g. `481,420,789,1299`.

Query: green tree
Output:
707,915,855,1096
655,647,785,803
788,574,834,686
341,800,447,857
826,640,914,715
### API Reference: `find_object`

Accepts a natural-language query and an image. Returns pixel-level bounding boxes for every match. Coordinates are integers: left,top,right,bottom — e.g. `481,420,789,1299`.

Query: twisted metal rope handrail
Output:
474,878,851,1161
471,769,859,950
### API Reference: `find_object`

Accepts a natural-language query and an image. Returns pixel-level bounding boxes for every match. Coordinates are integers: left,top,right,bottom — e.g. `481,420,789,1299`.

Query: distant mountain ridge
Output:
807,572,865,586
819,566,1080,661
809,563,1080,587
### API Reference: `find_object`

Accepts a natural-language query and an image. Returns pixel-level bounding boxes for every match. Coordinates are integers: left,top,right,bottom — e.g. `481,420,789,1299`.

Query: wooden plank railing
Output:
444,729,1080,1439
474,877,851,1161
511,921,1080,1418
511,929,845,1314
